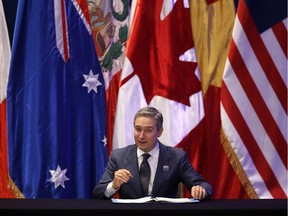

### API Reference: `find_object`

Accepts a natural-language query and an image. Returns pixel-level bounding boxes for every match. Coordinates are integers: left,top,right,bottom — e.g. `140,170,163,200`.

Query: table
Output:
0,198,286,216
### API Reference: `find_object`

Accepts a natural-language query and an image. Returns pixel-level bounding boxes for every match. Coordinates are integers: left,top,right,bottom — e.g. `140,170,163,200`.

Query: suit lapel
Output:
123,145,143,197
152,143,171,195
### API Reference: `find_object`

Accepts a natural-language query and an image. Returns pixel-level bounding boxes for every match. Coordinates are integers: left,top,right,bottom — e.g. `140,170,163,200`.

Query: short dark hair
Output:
134,106,163,131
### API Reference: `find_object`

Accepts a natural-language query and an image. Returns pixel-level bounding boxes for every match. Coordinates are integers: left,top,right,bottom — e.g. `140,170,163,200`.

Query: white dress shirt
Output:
137,143,160,196
105,143,160,197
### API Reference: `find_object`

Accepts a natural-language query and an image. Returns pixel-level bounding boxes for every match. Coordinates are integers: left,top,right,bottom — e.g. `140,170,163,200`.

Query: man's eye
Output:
145,129,152,133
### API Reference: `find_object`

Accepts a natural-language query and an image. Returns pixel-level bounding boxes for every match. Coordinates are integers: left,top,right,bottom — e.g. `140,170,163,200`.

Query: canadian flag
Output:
113,0,203,150
113,0,207,198
112,0,247,198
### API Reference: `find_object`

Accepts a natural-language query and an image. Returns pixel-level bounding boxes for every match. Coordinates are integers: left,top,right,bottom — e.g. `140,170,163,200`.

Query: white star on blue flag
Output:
82,69,102,93
48,165,69,189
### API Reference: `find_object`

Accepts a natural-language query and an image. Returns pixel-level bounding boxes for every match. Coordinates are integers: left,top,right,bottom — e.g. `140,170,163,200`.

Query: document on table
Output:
111,196,200,204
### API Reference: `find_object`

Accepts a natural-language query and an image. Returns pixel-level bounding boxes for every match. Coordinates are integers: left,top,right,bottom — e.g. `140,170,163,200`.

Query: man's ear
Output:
157,127,163,137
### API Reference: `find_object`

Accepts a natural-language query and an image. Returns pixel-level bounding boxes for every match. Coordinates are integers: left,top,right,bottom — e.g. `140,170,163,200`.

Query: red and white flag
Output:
113,0,203,151
113,0,209,198
190,0,247,198
0,0,13,197
221,0,287,198
88,0,131,154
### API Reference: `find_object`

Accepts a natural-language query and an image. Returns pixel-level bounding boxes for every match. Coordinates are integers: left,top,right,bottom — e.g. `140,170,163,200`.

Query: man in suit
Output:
92,106,213,200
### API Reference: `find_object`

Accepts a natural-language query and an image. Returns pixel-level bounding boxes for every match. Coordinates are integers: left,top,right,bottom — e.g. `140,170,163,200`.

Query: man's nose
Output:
139,131,145,137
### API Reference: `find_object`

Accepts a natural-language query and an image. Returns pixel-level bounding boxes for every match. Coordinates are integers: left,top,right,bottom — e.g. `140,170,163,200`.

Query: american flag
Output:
221,0,287,198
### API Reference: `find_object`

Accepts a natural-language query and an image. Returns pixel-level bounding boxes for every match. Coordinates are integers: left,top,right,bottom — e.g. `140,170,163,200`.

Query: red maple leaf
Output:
123,0,201,106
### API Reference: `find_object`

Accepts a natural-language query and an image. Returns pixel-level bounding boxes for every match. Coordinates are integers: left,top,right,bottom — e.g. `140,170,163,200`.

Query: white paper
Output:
111,196,200,204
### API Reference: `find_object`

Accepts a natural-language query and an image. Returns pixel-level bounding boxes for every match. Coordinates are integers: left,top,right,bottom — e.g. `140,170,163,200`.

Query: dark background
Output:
2,0,18,46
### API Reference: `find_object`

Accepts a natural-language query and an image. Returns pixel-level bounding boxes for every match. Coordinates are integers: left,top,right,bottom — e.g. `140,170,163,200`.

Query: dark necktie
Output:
140,153,151,196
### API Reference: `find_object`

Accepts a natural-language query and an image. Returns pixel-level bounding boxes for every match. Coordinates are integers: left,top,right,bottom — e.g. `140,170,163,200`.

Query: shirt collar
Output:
137,141,160,159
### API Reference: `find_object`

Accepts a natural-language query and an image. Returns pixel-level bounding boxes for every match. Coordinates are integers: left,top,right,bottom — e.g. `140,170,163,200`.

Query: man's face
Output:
134,116,163,152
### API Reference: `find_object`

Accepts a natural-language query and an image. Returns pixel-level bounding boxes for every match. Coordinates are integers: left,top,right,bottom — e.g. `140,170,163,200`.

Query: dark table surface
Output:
0,198,286,216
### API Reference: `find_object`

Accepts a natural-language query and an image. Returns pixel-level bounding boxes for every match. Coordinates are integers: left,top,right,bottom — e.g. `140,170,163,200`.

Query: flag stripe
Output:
72,0,92,34
271,20,287,58
261,20,287,85
54,0,70,62
0,1,10,103
237,1,287,112
228,39,287,168
221,81,286,198
60,0,69,61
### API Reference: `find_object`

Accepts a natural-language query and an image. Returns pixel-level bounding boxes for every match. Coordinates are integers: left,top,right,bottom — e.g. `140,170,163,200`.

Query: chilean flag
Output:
7,0,107,198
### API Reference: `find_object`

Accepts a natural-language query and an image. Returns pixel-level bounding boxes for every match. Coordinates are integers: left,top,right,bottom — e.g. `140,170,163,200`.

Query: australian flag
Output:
7,0,108,198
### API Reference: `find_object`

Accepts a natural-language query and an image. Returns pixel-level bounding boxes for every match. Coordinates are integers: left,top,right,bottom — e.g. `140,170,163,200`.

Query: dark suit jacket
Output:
92,142,213,199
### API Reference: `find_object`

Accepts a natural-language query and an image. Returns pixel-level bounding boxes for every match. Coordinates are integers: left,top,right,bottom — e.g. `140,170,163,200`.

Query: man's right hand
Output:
112,169,133,190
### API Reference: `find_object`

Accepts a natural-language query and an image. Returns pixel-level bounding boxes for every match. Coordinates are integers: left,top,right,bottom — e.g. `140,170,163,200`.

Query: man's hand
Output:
191,185,207,200
112,169,133,190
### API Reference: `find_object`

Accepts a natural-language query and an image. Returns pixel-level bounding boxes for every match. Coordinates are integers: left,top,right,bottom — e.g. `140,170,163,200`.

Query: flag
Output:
190,0,250,198
221,0,287,198
7,0,107,198
0,0,13,198
114,0,203,148
113,0,207,198
87,0,131,155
